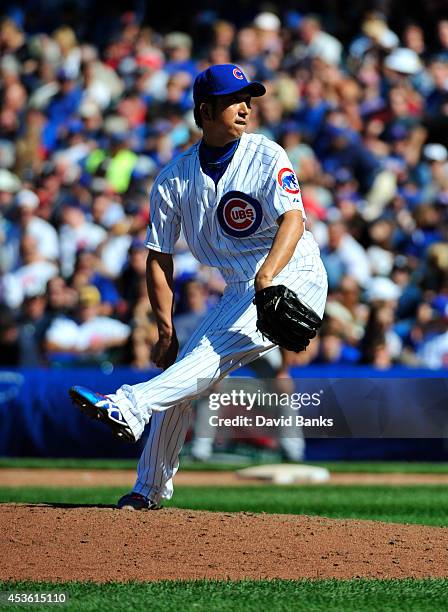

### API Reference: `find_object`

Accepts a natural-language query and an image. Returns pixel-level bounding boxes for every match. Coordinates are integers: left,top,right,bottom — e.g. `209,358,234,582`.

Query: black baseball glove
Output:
254,285,322,352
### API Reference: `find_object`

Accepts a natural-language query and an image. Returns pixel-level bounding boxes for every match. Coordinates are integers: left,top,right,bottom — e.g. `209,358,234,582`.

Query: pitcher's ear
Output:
201,101,212,121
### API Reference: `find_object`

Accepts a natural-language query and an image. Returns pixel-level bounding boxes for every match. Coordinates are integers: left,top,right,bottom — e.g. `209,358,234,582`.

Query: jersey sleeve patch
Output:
277,167,301,195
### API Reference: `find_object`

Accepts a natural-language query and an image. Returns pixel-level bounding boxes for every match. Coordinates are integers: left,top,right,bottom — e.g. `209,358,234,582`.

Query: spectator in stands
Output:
14,189,59,265
69,248,119,316
44,284,130,362
325,275,368,345
297,15,343,66
348,11,399,70
173,278,209,348
436,19,448,57
126,321,158,370
163,32,197,79
358,278,405,368
419,319,448,369
279,122,318,182
118,238,147,317
234,27,264,80
0,169,20,214
321,220,371,290
46,275,77,320
314,327,361,365
17,289,50,366
402,22,426,58
58,201,107,277
0,234,58,309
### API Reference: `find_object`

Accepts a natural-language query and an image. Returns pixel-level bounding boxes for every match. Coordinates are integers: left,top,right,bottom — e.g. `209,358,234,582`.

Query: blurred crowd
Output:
0,7,447,370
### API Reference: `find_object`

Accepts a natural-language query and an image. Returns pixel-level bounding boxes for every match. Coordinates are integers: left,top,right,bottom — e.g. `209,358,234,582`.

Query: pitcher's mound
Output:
1,505,446,582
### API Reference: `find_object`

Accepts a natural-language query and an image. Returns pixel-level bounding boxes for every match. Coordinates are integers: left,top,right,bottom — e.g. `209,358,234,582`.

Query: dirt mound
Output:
1,505,446,582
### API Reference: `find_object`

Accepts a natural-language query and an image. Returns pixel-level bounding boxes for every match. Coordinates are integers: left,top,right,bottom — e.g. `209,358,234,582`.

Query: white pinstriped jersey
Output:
145,132,320,284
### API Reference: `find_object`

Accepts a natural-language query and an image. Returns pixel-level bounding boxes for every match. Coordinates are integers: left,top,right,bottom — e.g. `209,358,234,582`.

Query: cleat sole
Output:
69,388,135,443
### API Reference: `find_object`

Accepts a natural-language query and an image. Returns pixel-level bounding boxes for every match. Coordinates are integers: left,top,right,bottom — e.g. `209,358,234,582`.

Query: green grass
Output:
0,457,246,471
317,462,448,474
1,485,447,526
0,457,447,473
0,580,447,611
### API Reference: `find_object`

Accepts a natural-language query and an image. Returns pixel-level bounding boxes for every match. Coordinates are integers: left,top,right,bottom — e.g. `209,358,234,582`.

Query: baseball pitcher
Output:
70,64,328,509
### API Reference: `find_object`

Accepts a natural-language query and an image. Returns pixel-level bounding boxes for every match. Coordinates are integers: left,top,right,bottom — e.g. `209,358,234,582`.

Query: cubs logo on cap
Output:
278,168,300,194
217,191,262,238
193,64,266,104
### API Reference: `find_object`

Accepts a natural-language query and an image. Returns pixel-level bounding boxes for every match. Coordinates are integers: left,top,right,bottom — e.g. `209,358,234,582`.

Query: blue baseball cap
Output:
193,64,266,105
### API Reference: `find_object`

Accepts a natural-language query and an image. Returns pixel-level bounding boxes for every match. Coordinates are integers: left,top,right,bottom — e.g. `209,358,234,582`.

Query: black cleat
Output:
117,492,161,510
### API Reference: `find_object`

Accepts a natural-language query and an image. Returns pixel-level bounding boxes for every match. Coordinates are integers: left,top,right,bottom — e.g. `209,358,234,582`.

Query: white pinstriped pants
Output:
111,255,328,502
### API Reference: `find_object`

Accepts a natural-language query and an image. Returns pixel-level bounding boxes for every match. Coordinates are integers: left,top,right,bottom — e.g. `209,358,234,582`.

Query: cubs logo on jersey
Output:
217,191,262,238
278,168,300,194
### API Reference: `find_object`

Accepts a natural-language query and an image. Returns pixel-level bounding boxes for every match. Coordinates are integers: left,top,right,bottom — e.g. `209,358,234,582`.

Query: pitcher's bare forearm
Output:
255,210,304,291
146,250,175,338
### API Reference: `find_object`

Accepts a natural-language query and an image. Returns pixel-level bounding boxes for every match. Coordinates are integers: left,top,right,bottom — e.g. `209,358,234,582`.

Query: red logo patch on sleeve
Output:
277,168,300,194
